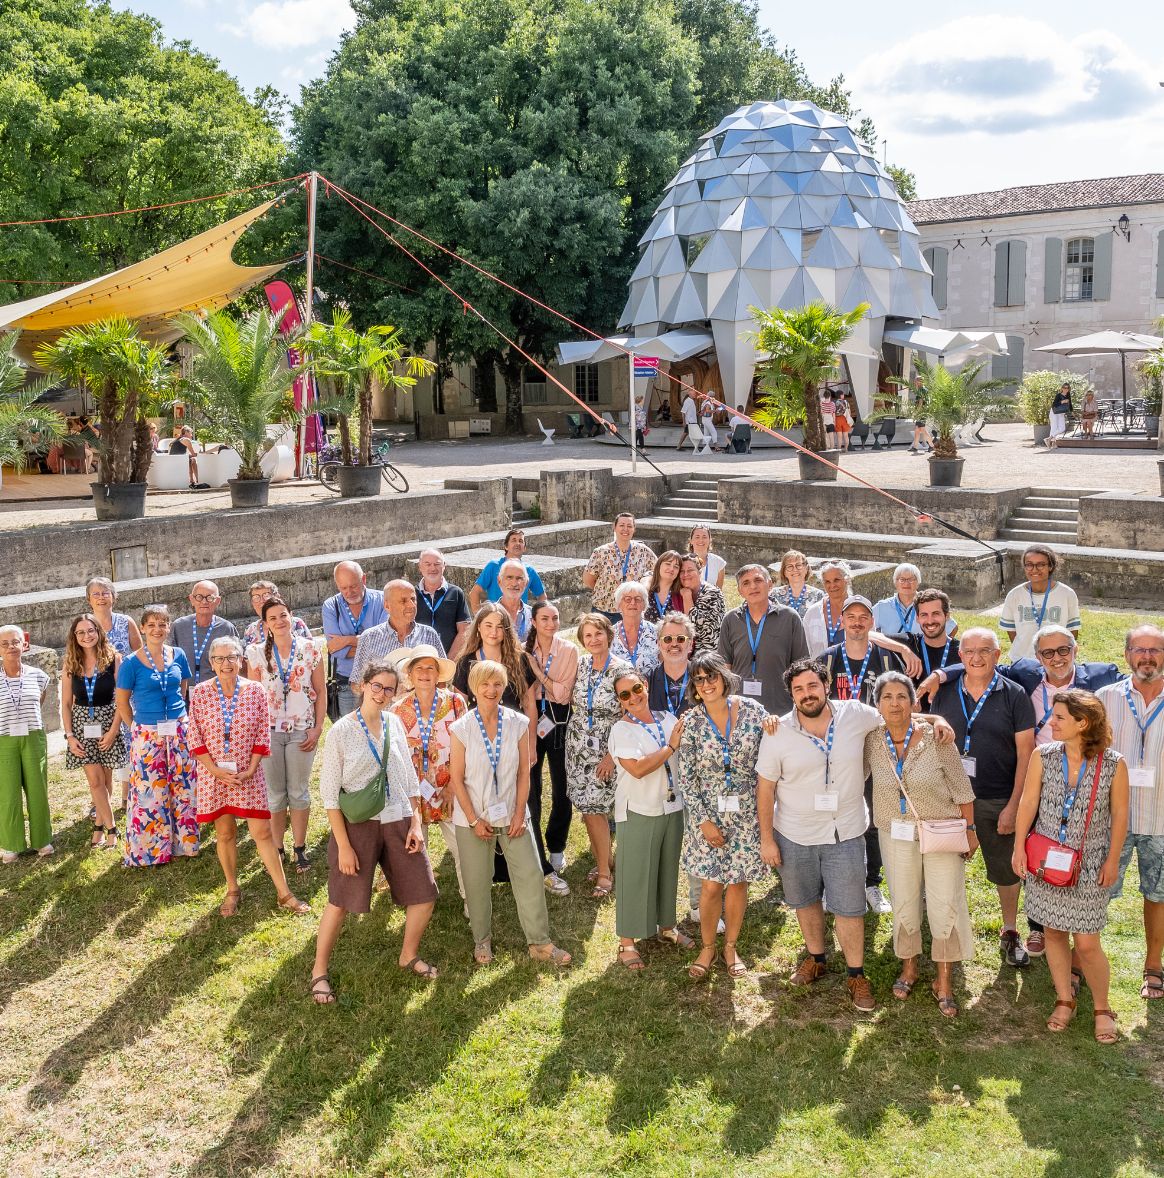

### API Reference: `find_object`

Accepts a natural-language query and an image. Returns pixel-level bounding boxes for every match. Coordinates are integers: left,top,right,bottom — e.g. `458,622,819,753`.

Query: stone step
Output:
1027,487,1097,498
1016,504,1079,519
672,490,718,503
655,504,718,520
1023,496,1081,509
1007,514,1078,531
999,527,1079,543
685,479,722,490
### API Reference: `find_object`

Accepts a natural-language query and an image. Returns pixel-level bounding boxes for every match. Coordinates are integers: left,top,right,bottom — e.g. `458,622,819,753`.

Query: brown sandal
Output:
617,946,645,971
591,876,613,899
276,893,310,915
1046,998,1076,1032
688,945,718,980
219,889,242,918
400,956,439,981
931,981,958,1019
1141,969,1164,1000
473,939,493,965
1093,1008,1119,1044
723,941,748,978
529,943,573,967
310,975,335,1004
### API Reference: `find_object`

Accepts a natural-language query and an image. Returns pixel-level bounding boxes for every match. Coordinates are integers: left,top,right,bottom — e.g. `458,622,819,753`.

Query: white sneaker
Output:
549,852,565,872
865,885,892,914
1,849,18,864
544,871,570,896
687,907,726,934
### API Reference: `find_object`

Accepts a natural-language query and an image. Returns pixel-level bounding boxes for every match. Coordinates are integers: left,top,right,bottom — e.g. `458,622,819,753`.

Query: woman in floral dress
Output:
677,554,726,654
610,583,659,674
678,651,768,979
565,613,631,898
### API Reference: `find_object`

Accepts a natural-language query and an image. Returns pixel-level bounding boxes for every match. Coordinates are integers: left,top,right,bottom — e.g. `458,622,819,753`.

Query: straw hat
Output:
389,644,456,684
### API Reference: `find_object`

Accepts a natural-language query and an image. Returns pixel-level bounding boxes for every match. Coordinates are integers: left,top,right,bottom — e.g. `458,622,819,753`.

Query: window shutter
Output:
1092,231,1113,301
1157,231,1164,299
1044,237,1062,303
1006,240,1026,307
993,242,1009,307
932,246,948,309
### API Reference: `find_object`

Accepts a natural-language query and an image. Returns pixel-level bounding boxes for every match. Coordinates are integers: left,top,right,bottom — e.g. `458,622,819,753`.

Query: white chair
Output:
688,423,711,455
536,418,556,446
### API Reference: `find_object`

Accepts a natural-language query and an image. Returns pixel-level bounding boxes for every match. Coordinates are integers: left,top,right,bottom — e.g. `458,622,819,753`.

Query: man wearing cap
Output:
323,561,388,717
415,549,470,660
350,580,445,687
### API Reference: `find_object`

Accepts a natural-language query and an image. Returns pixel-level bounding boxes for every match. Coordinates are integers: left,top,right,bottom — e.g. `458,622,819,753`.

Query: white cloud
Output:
237,0,355,51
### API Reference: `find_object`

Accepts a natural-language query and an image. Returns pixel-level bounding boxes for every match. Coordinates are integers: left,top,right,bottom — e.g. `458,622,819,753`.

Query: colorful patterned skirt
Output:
124,720,200,867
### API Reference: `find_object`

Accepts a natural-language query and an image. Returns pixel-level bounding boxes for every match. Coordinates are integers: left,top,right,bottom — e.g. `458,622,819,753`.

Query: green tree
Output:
912,356,1009,459
885,164,918,202
0,332,66,474
751,301,868,453
0,0,289,296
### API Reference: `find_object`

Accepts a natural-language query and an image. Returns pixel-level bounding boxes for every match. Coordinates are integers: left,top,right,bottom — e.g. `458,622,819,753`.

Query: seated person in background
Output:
170,425,208,489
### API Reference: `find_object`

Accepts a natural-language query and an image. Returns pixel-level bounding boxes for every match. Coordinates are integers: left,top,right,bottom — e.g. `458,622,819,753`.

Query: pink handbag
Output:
898,780,970,855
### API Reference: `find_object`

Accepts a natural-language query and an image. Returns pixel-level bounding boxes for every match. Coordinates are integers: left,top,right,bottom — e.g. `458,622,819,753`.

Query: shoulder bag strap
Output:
1074,752,1104,850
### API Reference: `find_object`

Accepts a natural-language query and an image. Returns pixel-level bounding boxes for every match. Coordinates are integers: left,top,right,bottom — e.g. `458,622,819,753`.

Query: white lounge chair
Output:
688,423,711,455
537,418,556,446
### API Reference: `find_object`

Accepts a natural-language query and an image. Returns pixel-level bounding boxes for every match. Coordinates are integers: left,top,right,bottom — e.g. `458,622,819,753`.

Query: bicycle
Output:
317,438,409,494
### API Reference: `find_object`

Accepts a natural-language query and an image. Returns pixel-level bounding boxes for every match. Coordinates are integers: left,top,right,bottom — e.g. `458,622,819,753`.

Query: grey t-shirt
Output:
171,615,238,685
717,602,809,714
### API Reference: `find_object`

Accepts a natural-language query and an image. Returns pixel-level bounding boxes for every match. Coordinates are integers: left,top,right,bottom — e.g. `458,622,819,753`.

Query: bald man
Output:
415,548,470,659
323,561,389,716
350,579,445,686
172,580,238,685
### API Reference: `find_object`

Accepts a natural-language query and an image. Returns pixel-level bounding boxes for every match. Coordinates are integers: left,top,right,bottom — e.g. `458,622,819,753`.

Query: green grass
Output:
2,607,1163,1176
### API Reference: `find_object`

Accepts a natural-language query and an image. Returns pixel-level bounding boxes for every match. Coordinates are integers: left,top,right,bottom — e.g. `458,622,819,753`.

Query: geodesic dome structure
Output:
618,100,938,410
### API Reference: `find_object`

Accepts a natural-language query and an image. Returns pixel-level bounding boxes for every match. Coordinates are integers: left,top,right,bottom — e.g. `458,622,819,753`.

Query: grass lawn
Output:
2,608,1163,1176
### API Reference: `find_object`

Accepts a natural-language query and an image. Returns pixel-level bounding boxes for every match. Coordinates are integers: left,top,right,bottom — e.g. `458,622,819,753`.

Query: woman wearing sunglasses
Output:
608,668,694,970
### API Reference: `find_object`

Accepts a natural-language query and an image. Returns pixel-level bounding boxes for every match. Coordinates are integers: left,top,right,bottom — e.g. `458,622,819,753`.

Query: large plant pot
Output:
337,464,382,498
90,481,148,521
1032,423,1051,447
1146,415,1160,438
796,448,841,481
928,456,965,487
228,477,270,509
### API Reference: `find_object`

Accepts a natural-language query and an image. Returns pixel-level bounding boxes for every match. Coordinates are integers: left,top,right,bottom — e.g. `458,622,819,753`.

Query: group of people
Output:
2,519,1161,1040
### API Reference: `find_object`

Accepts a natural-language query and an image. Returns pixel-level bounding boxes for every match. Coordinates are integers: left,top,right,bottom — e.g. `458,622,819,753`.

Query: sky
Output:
116,0,1164,199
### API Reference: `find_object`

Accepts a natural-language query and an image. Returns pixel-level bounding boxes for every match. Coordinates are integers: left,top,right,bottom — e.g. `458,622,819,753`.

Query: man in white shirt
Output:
1098,624,1164,1003
999,544,1081,661
677,392,699,450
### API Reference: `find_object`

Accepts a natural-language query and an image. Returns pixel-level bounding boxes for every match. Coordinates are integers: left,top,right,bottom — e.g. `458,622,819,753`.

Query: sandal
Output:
688,944,718,980
657,928,695,949
400,956,439,981
103,825,119,850
473,939,494,965
617,945,646,971
1093,1008,1119,1044
723,941,748,978
591,876,613,899
90,824,105,848
529,943,573,967
219,889,242,918
1141,968,1164,1001
1046,998,1076,1032
930,981,958,1019
1071,969,1085,1000
892,975,918,1001
276,893,311,915
293,845,312,874
310,975,336,1004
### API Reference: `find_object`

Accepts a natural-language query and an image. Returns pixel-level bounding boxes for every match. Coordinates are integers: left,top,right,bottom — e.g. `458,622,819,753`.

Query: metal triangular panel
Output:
750,171,796,197
676,202,719,235
857,232,897,268
802,171,846,196
743,226,800,270
741,267,780,306
839,269,888,318
701,174,747,201
805,267,840,304
829,198,862,228
655,235,687,277
688,231,742,273
806,228,857,270
733,154,770,176
721,198,769,232
663,273,708,324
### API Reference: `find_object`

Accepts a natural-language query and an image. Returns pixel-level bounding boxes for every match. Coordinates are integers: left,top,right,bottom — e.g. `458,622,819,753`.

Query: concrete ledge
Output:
1077,490,1164,550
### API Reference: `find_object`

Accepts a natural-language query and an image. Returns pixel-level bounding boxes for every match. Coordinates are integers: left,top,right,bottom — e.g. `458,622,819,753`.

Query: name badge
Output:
84,724,104,739
717,795,740,814
418,780,437,801
742,679,763,697
1044,847,1074,873
486,802,509,824
814,793,839,812
664,794,684,815
156,720,178,737
586,734,602,753
1130,767,1157,789
8,722,29,737
960,755,977,777
536,714,555,739
216,760,238,774
891,820,916,842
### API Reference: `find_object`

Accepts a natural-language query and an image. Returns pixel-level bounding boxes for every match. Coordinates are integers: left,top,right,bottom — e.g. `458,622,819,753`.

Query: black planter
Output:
337,464,382,498
797,448,841,481
228,477,270,509
928,456,965,487
90,481,148,521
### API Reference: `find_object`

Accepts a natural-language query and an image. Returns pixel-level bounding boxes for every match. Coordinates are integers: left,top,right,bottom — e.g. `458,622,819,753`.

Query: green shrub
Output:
1015,370,1094,425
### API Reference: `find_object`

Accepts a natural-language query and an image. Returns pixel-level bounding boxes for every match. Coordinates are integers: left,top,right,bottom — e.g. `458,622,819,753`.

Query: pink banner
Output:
264,280,322,454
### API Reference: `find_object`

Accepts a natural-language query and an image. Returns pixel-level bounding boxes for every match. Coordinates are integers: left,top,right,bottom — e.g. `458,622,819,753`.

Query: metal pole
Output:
628,348,638,474
298,171,318,478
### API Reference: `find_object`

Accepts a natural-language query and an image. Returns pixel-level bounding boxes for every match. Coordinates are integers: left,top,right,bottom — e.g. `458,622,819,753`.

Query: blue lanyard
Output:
744,609,767,677
82,668,99,719
1036,677,1073,735
705,703,734,791
1028,581,1052,628
191,620,214,675
885,724,914,811
413,693,439,775
617,543,633,580
474,708,504,798
788,585,808,613
515,608,530,641
824,600,842,643
799,713,836,784
618,621,642,667
1124,682,1164,763
355,709,391,800
893,597,916,632
652,591,669,617
630,711,675,798
217,676,240,753
143,647,170,720
841,644,873,701
418,585,447,619
958,672,999,755
341,593,370,635
537,648,555,713
664,669,688,715
586,654,612,729
921,636,952,675
1058,750,1090,843
701,558,711,583
273,637,298,699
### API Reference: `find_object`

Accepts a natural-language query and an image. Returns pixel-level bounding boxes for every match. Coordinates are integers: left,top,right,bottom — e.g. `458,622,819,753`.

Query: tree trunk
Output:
338,414,353,465
358,376,373,465
802,381,827,452
130,414,153,482
501,349,524,435
433,335,449,415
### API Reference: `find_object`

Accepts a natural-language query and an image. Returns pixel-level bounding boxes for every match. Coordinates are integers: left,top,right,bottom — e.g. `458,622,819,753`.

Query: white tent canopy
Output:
556,328,714,367
1034,330,1162,357
882,325,1009,358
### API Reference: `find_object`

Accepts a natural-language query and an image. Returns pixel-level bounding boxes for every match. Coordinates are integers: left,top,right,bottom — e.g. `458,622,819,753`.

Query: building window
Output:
470,364,495,405
573,364,600,403
679,234,709,266
1064,237,1094,302
522,365,547,405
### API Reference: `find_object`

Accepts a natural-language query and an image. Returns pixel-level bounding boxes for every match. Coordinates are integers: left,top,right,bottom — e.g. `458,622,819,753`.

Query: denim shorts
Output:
774,831,867,917
1114,834,1164,903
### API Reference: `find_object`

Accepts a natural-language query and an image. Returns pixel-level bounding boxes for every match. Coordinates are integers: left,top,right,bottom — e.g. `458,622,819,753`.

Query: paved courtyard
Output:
1,423,1159,532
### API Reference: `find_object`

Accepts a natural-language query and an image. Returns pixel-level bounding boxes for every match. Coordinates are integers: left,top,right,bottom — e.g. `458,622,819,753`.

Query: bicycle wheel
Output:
318,462,342,493
380,463,409,493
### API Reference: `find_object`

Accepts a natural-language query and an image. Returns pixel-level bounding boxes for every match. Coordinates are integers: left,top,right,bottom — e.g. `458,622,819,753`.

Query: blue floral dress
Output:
678,697,767,883
565,651,632,814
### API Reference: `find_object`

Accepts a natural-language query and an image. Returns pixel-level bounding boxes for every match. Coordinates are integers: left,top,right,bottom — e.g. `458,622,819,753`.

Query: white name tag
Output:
418,780,436,801
536,714,555,739
960,755,977,777
487,802,509,824
742,679,763,697
1044,848,1074,873
84,724,104,739
1130,767,1157,789
156,720,178,737
814,793,839,812
8,722,28,737
586,734,602,752
717,794,740,813
216,760,238,773
891,820,916,842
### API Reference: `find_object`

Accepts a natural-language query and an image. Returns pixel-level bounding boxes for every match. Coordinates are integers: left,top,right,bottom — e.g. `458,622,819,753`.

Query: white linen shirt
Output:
1098,679,1164,836
609,712,682,822
449,706,530,828
756,699,881,845
318,710,420,825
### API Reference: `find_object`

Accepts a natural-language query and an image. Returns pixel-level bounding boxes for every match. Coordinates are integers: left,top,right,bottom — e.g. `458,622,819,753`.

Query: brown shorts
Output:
326,817,438,914
974,796,1020,887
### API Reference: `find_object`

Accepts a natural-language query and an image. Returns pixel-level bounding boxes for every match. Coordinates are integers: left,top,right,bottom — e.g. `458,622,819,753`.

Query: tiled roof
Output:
908,175,1164,225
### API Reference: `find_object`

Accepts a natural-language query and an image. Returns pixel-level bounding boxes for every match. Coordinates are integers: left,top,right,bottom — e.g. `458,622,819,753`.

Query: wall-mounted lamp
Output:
1118,213,1131,242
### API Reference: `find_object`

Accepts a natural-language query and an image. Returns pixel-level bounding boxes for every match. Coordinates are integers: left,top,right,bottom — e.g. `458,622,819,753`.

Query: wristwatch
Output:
966,824,977,832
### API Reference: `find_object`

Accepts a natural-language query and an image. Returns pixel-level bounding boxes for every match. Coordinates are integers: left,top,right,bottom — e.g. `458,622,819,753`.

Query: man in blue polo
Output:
469,528,547,612
322,561,387,716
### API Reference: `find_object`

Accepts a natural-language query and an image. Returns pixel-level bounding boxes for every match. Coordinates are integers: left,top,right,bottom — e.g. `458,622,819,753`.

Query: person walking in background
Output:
1047,381,1073,447
908,375,933,454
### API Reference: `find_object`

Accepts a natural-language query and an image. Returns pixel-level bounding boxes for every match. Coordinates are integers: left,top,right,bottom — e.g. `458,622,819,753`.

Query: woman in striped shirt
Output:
0,625,53,862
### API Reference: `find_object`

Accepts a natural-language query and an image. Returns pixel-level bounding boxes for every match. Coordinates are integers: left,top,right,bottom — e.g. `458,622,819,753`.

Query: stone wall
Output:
1077,491,1164,551
539,467,668,525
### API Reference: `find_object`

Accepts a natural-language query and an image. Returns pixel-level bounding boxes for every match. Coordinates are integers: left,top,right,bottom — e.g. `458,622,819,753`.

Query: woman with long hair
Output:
86,576,140,810
452,603,534,713
677,554,725,655
62,614,126,848
644,551,684,623
687,525,726,590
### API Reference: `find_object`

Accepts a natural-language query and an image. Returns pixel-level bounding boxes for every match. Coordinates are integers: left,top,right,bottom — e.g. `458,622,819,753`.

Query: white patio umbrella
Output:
1035,330,1164,433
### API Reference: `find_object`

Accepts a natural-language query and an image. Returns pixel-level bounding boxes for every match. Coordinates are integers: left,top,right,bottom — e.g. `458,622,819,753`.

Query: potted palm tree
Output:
173,307,298,509
0,331,66,490
36,317,171,520
300,308,433,498
750,301,869,481
914,356,1008,487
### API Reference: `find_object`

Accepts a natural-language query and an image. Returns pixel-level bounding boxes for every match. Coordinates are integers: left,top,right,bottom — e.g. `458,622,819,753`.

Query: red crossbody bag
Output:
1024,753,1102,888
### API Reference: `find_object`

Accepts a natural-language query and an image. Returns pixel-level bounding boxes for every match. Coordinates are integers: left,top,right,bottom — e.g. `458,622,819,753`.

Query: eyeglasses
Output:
1023,561,1050,571
660,635,688,645
190,593,219,604
88,590,114,600
1037,645,1073,659
250,592,272,602
960,648,996,658
1129,647,1164,657
616,682,646,701
210,655,241,665
692,672,718,684
365,682,396,697
0,639,24,649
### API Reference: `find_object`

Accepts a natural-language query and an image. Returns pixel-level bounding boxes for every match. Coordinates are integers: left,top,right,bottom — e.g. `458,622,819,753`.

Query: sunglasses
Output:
660,635,688,645
616,682,646,701
1037,645,1073,659
692,672,719,684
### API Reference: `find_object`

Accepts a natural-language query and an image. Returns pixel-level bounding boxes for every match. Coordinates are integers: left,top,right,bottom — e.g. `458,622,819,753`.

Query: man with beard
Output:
894,589,961,685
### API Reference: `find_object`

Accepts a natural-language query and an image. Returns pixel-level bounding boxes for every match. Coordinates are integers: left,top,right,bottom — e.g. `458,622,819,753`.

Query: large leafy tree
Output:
0,0,290,295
